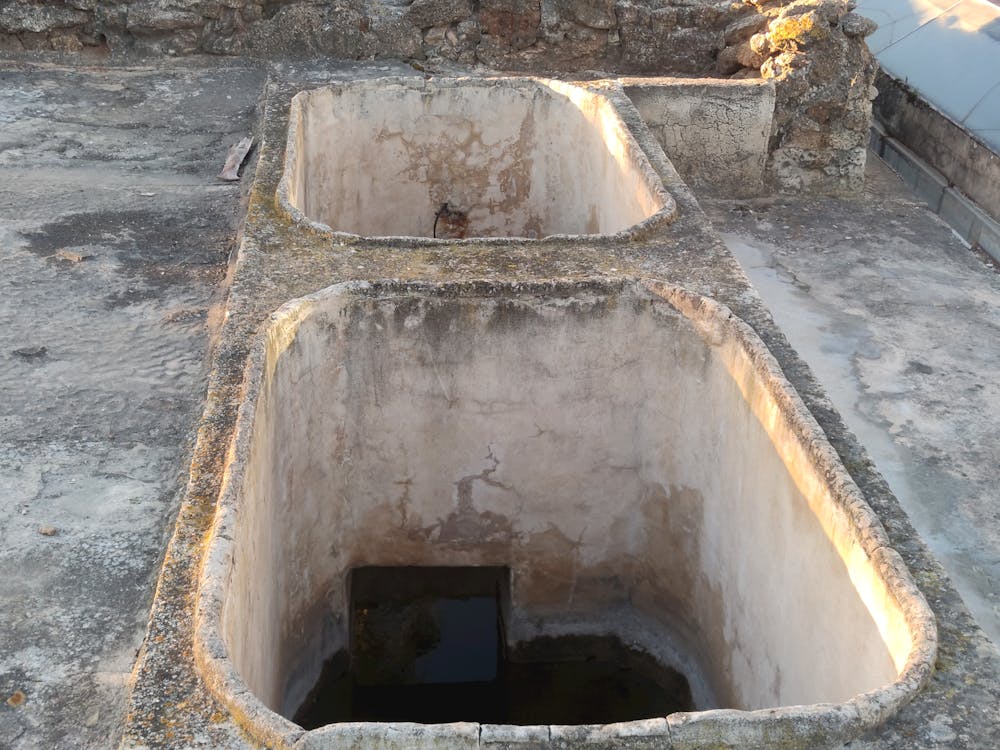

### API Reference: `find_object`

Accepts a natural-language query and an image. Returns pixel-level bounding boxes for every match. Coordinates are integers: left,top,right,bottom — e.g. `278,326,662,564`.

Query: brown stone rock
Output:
0,4,89,34
724,11,768,45
617,1,725,74
760,0,877,192
564,0,617,30
479,0,540,50
404,0,472,29
760,51,786,78
768,11,828,48
50,34,84,52
244,4,421,60
806,101,838,124
675,3,731,30
0,32,26,53
841,11,877,37
127,3,204,33
735,39,767,67
456,18,480,44
749,30,771,55
776,0,850,22
366,12,426,59
716,44,743,74
424,25,447,46
55,249,90,262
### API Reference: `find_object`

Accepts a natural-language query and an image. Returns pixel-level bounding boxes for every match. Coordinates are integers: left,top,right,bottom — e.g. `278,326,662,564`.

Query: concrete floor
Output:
0,60,998,748
0,62,263,749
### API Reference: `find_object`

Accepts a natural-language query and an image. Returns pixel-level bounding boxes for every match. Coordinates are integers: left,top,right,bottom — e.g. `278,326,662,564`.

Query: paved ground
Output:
0,62,263,749
0,60,999,749
703,159,1000,647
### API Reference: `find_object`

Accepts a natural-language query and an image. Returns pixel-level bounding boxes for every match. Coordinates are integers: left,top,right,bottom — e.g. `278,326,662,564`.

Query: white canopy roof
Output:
858,0,1000,152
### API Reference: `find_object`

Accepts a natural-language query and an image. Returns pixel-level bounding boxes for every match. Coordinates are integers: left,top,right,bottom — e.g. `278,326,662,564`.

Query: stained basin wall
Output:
282,80,666,238
220,282,907,721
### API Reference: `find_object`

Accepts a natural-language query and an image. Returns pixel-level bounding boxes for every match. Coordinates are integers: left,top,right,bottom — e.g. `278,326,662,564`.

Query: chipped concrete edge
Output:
272,76,678,249
192,278,937,750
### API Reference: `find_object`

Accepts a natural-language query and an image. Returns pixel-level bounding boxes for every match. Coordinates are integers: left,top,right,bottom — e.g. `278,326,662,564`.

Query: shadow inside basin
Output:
293,567,694,728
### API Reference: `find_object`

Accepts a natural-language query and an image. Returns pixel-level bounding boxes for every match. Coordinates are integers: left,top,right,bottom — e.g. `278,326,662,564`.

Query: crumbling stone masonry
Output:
726,0,880,191
0,0,878,191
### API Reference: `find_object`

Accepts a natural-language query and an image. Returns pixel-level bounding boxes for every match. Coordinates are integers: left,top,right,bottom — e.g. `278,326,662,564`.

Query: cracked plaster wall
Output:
624,77,776,197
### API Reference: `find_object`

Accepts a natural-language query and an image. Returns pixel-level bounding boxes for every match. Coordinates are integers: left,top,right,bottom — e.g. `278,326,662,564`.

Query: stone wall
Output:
0,0,878,192
0,0,730,67
716,0,879,191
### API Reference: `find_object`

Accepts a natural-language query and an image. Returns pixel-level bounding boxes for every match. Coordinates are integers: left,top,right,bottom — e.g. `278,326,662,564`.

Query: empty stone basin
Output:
277,78,675,241
195,280,936,749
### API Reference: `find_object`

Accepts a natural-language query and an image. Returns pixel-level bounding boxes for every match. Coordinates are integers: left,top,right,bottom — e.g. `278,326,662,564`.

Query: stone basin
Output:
276,78,676,242
194,279,936,749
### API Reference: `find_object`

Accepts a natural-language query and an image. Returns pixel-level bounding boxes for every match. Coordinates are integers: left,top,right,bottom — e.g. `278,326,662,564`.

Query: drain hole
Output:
293,567,694,728
433,203,470,239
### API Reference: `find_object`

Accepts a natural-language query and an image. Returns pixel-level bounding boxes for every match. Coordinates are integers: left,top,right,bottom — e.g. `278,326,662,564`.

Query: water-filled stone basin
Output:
195,279,935,749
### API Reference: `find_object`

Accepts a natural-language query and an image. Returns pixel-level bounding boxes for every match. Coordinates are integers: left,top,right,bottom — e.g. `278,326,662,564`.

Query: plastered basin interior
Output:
198,279,934,746
279,78,669,239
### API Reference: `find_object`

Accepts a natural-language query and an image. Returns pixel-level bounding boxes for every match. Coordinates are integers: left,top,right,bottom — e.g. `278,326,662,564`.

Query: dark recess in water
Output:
293,567,694,729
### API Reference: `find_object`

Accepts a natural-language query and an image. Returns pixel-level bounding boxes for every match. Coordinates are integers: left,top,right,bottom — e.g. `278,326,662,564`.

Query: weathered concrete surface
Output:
124,63,992,749
0,61,264,749
1,58,999,750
